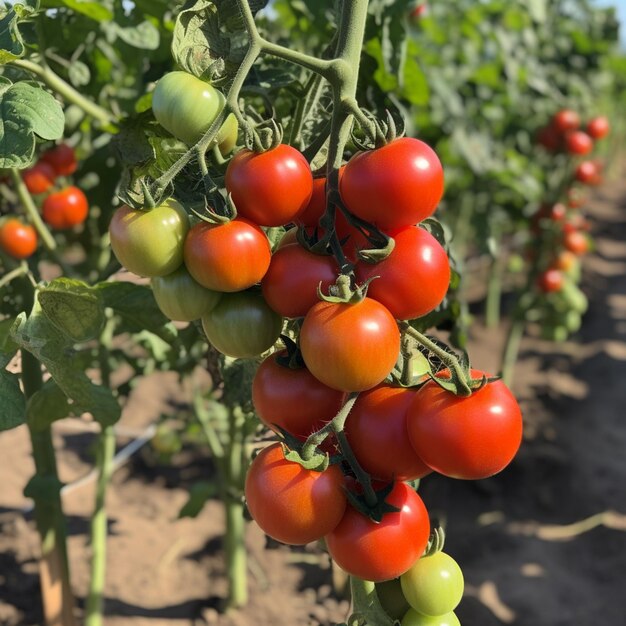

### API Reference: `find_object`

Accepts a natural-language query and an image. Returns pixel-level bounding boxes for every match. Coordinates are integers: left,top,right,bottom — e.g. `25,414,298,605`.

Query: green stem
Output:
501,316,525,388
0,262,29,289
10,59,116,128
485,254,504,329
347,577,395,626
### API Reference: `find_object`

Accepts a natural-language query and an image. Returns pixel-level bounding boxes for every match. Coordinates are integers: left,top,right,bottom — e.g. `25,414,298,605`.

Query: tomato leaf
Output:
43,0,114,22
0,367,26,431
27,379,78,432
0,79,65,168
0,8,26,64
178,481,217,518
104,20,160,50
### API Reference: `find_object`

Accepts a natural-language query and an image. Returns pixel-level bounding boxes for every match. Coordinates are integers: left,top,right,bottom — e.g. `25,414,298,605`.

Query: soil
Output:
1,173,626,626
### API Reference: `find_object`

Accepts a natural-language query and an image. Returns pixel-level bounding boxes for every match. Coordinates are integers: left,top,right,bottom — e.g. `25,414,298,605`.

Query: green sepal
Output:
344,480,401,524
283,445,330,472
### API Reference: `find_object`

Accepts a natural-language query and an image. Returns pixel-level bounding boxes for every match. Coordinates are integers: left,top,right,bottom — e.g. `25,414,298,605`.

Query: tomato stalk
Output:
346,577,396,626
485,249,505,329
501,314,526,388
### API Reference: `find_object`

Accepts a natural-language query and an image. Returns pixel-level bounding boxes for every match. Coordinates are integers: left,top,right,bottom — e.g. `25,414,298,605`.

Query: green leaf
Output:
109,21,160,50
27,379,76,431
24,474,63,504
45,0,114,22
178,481,217,518
68,60,91,87
0,79,65,168
38,278,105,342
0,367,26,431
0,9,25,64
0,317,18,367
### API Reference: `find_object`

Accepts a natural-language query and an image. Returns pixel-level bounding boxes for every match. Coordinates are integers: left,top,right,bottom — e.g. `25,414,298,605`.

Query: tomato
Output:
356,226,449,320
537,268,564,293
555,250,577,272
326,481,430,582
0,219,37,259
564,230,589,255
297,177,327,227
109,199,188,277
586,116,610,140
225,144,313,227
301,297,400,392
552,109,580,133
550,203,567,221
184,218,271,292
201,290,282,358
261,244,338,318
566,187,587,209
22,162,55,194
536,125,561,152
401,609,461,626
345,385,431,481
151,265,221,322
244,442,346,545
41,143,77,176
340,138,444,230
376,579,410,620
565,130,593,156
575,160,601,185
152,71,238,152
407,370,523,480
401,552,464,616
252,351,346,439
42,186,88,230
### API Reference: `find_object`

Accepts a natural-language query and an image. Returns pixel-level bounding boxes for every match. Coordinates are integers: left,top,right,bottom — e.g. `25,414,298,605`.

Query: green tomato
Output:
109,199,189,278
401,609,461,626
152,71,238,151
376,578,410,620
201,291,283,358
401,552,464,617
152,265,221,322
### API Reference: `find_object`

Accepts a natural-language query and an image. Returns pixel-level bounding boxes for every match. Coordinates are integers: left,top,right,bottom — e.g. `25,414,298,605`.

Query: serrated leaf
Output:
38,278,105,342
0,9,25,64
178,481,217,518
27,379,76,431
0,367,26,431
0,79,64,168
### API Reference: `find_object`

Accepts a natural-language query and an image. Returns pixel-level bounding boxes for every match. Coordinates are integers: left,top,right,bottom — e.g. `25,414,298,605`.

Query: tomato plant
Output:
40,143,77,176
553,109,580,133
586,116,610,139
538,269,564,293
564,230,589,255
565,130,593,155
244,443,346,545
575,160,601,185
0,218,38,259
42,186,89,230
22,162,55,194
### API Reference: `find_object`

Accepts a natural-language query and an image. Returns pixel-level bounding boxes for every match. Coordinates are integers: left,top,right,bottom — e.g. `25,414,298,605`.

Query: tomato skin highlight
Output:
586,116,610,140
42,186,89,230
340,138,444,230
184,218,271,292
201,290,282,358
407,371,523,480
575,161,601,185
345,385,431,481
300,298,400,392
225,145,313,227
326,481,430,582
552,109,580,133
245,443,347,545
109,199,189,277
41,143,77,176
22,162,56,194
151,265,221,322
356,226,450,320
252,351,346,439
0,219,37,259
400,552,464,616
261,244,338,318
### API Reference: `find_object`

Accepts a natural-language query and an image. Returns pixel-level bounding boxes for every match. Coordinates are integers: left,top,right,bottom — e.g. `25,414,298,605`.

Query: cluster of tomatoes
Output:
0,143,87,261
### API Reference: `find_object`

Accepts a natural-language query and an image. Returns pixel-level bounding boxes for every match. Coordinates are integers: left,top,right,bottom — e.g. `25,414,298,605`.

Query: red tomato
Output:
564,230,589,255
554,250,577,272
22,162,56,194
261,244,338,318
300,297,400,392
252,351,346,439
244,443,346,545
41,143,77,176
344,385,431,481
575,161,601,185
407,371,523,480
565,131,593,156
549,203,567,222
537,269,564,293
42,186,88,229
340,138,444,230
0,218,37,259
552,109,580,133
356,226,450,320
184,218,271,292
536,125,562,152
586,116,610,140
225,145,313,227
297,177,327,227
326,481,430,582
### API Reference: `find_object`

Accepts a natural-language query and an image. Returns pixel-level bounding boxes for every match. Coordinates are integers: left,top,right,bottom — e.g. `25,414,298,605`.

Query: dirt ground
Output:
1,174,626,626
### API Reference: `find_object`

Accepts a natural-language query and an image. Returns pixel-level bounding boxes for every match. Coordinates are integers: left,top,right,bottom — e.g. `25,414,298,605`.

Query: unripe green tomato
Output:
151,265,222,322
564,310,582,333
401,552,464,617
401,609,461,626
109,199,189,277
201,291,283,358
561,283,588,314
376,578,410,620
152,71,238,149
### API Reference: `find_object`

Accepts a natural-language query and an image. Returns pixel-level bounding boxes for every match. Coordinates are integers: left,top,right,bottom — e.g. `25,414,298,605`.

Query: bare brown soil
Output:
1,175,625,626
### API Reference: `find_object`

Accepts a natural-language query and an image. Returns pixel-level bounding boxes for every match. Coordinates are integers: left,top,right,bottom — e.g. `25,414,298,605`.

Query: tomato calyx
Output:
343,479,401,523
351,108,404,151
244,118,283,153
423,523,446,557
282,444,330,472
316,273,374,306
